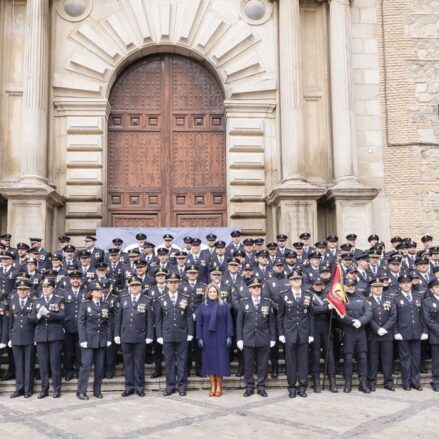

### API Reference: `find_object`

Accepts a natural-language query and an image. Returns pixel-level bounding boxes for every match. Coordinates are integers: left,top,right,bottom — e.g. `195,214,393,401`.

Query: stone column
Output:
21,0,49,184
0,0,63,246
324,0,378,242
329,0,357,185
278,0,305,182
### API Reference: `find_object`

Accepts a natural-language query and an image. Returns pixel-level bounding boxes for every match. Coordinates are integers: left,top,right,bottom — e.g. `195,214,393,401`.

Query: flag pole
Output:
322,309,333,391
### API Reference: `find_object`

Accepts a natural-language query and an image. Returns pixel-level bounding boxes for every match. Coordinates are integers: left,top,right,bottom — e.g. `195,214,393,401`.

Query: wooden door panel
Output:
108,54,226,227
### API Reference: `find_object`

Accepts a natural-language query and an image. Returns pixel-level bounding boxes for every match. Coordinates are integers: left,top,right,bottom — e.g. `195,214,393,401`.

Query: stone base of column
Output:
322,183,379,249
267,182,327,241
0,182,64,247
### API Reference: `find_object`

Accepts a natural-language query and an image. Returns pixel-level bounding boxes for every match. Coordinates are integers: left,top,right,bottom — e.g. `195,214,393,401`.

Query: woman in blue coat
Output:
196,284,233,397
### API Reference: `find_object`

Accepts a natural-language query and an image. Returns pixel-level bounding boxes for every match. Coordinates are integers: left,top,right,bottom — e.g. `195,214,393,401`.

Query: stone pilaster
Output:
0,0,63,246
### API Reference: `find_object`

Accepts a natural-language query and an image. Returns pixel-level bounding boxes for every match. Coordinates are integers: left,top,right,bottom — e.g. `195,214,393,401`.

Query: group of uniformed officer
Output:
1,231,439,399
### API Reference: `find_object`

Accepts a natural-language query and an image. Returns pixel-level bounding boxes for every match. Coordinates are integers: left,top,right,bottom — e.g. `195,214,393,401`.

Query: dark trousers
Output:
367,340,394,385
163,341,188,391
37,341,63,393
311,328,335,376
285,342,309,389
398,339,421,387
63,332,81,375
104,343,116,374
243,346,269,390
12,344,35,394
187,338,202,374
431,344,439,386
153,340,163,374
122,342,146,392
77,347,105,395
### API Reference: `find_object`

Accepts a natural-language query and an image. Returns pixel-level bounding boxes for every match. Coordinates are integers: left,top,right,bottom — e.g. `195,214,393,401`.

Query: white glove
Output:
0,343,6,349
80,342,88,348
106,341,112,347
157,337,164,345
192,313,197,321
421,333,429,340
279,335,286,344
270,341,276,348
146,338,153,344
327,303,334,310
377,328,388,336
7,340,12,348
308,336,314,344
37,307,44,319
352,319,361,329
237,340,244,350
114,336,121,345
394,333,403,341
187,335,193,342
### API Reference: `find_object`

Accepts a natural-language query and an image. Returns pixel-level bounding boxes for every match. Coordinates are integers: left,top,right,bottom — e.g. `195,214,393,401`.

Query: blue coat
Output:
196,300,233,376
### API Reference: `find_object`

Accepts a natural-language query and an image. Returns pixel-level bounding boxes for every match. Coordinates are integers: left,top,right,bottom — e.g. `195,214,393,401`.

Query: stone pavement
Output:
0,388,438,439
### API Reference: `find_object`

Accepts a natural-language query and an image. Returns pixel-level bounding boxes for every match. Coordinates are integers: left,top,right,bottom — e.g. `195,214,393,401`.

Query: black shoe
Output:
136,390,145,397
105,372,114,379
359,383,370,394
384,384,395,391
196,370,204,378
179,390,187,397
77,393,89,400
243,389,254,397
93,393,103,399
298,387,307,398
65,373,73,382
257,389,268,397
37,391,49,399
10,391,23,398
271,365,279,379
151,371,162,379
369,384,376,392
24,393,32,398
403,385,411,391
313,377,321,393
432,385,439,392
289,388,297,398
121,390,134,397
411,384,423,391
344,382,352,393
236,365,244,377
53,391,61,398
329,376,338,393
163,389,175,396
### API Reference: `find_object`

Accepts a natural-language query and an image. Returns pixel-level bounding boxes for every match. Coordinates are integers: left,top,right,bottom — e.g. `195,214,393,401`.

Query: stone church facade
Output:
0,0,437,250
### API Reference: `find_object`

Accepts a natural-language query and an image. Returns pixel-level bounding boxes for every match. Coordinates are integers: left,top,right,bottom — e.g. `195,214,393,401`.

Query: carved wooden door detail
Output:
108,54,226,227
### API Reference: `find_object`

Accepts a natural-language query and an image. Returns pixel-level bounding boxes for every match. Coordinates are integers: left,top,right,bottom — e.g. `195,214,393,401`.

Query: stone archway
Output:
107,54,227,227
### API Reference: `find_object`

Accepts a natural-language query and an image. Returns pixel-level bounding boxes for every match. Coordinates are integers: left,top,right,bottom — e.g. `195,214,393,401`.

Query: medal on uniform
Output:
261,305,269,316
102,308,109,318
180,299,187,309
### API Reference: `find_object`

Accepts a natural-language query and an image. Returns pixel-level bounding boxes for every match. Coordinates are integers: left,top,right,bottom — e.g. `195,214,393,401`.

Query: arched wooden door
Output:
107,54,226,227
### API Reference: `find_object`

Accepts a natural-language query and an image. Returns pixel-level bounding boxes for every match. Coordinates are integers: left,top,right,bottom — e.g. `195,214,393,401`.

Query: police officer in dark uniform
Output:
182,265,206,377
155,273,193,396
8,280,35,398
394,273,428,390
278,270,314,398
114,276,154,397
423,279,439,391
263,258,289,378
310,277,338,393
237,278,275,397
76,282,113,400
61,270,85,380
30,278,65,398
338,278,372,393
366,278,397,391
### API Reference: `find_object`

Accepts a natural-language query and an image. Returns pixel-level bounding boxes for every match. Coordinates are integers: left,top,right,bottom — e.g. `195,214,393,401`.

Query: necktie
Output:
45,296,50,304
295,294,300,302
171,295,176,306
132,297,137,307
21,300,25,309
377,296,381,305
194,257,198,263
254,300,259,310
407,293,412,303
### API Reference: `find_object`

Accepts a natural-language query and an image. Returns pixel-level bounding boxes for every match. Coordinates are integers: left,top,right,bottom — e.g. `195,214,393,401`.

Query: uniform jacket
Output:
337,292,372,332
277,288,314,344
78,300,112,348
30,294,65,342
114,293,154,343
61,287,85,333
154,291,193,343
367,294,397,342
236,296,275,348
8,297,36,345
393,291,426,340
423,295,439,344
